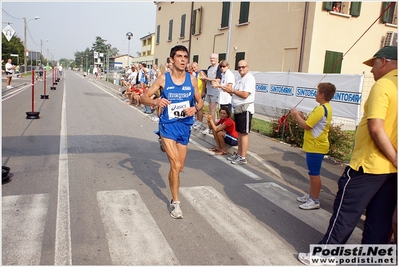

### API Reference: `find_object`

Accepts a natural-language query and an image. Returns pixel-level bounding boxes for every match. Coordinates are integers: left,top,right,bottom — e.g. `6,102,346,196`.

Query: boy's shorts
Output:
159,121,191,145
306,152,325,176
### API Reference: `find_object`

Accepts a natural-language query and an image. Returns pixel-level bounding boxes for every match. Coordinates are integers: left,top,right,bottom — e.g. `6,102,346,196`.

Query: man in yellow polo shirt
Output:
298,46,397,265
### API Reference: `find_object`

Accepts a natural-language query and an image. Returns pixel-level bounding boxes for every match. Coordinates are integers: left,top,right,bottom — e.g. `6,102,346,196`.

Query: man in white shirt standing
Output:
227,60,256,165
5,58,15,89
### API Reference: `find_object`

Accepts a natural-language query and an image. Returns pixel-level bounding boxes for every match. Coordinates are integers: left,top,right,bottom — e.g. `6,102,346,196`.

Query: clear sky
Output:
2,1,157,60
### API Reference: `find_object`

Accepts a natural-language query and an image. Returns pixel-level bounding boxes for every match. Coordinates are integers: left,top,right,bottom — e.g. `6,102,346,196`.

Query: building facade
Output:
153,1,397,74
131,33,155,68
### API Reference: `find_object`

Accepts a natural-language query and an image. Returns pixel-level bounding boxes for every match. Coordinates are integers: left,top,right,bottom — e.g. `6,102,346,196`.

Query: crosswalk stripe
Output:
180,186,298,265
96,190,179,265
2,194,49,265
245,182,363,244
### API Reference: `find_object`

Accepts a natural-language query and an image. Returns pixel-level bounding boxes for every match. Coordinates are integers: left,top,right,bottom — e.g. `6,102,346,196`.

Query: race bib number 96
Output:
168,101,190,119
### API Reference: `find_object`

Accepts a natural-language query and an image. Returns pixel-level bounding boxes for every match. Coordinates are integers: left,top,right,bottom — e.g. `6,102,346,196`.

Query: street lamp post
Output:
24,16,40,73
126,32,133,67
106,43,111,82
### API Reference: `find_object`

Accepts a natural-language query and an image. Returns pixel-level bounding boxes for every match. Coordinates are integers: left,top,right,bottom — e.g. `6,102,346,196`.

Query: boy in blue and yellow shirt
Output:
291,82,336,210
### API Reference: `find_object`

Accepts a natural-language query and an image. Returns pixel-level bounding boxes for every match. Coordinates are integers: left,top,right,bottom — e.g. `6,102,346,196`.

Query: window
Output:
192,6,203,35
219,53,226,61
168,20,173,41
239,2,250,24
382,2,397,25
156,25,160,44
234,52,245,70
323,50,343,74
193,55,199,63
180,14,186,38
323,2,362,17
221,2,230,28
155,58,158,65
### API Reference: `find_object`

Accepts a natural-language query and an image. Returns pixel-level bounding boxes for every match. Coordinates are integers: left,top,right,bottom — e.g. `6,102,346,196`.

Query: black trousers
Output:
320,166,397,244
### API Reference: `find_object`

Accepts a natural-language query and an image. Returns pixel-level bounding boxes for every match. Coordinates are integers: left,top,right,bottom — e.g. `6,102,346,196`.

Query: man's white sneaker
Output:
298,252,310,265
297,194,310,203
299,199,320,210
298,252,336,266
226,152,238,161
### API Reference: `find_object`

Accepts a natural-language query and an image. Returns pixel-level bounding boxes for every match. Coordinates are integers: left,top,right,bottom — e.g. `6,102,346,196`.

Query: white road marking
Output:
96,190,179,265
245,182,363,244
180,186,298,265
54,77,72,265
2,194,49,265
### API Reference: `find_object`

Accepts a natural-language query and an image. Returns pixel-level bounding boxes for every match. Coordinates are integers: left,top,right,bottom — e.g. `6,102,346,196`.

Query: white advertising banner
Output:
233,71,364,123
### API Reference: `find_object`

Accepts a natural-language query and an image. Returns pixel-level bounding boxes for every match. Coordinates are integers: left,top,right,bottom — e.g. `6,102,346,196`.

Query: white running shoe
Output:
169,200,183,219
226,152,238,161
298,252,310,265
297,194,310,203
299,199,320,210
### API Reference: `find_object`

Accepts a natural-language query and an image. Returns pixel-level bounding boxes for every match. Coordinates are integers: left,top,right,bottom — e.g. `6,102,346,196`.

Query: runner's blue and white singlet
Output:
160,72,195,125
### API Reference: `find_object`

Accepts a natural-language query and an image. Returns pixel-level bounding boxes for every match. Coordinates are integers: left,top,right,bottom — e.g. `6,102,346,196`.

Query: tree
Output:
2,34,24,66
73,36,119,71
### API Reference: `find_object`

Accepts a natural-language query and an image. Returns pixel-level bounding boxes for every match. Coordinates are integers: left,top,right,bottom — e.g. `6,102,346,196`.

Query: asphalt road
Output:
2,70,361,265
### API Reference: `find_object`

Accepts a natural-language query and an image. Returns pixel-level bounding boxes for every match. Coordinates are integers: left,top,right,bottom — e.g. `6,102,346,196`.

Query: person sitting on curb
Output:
206,106,238,155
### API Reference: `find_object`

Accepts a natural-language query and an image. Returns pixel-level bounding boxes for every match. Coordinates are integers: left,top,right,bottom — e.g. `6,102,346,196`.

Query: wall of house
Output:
153,2,397,75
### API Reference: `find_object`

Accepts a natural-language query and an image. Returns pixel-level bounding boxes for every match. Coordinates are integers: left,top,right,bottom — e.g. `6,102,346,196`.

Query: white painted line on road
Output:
180,186,298,265
245,182,363,244
54,77,72,265
2,83,31,101
87,80,146,115
189,139,261,180
2,194,49,265
97,190,179,265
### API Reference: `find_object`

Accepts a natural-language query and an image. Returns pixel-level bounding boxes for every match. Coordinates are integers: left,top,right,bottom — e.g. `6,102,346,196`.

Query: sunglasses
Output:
237,66,247,69
220,65,227,68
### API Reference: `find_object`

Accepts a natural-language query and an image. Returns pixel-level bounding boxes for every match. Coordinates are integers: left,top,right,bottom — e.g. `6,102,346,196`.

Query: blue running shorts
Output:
159,121,191,145
306,152,325,176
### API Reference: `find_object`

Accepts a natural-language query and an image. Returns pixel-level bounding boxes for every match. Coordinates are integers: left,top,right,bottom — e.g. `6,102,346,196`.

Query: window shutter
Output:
350,2,362,17
198,6,203,34
239,2,250,24
219,53,226,61
168,20,173,41
156,25,160,44
193,55,199,63
381,2,391,23
323,2,333,11
235,52,245,70
191,9,197,35
180,14,186,38
324,51,343,74
221,2,230,28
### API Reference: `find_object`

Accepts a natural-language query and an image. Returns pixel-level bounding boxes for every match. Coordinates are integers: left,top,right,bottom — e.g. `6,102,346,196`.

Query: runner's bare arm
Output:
140,74,171,108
